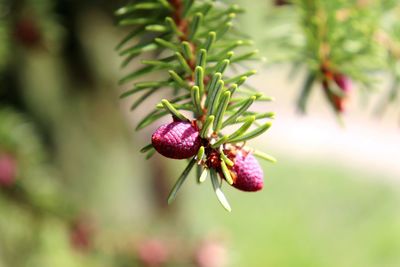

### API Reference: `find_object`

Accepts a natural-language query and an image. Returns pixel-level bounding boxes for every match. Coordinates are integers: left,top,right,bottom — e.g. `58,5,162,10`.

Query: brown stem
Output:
169,0,197,70
168,0,209,122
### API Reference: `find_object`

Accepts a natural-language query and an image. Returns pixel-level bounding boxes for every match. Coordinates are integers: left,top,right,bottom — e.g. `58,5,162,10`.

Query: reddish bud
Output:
322,79,347,113
137,239,169,267
152,121,201,159
13,17,42,48
231,150,263,192
334,74,352,92
69,217,95,251
194,239,228,267
0,153,17,187
332,94,346,112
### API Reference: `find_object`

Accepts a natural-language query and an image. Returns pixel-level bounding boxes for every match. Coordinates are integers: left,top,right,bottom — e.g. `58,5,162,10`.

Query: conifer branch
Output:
116,0,275,210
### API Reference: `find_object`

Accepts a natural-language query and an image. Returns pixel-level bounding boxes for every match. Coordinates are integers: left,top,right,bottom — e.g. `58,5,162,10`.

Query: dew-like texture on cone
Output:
232,151,263,191
152,121,201,159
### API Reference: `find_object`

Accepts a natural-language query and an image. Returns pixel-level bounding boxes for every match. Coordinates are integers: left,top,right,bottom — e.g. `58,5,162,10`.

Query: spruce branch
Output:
116,0,275,211
264,0,388,117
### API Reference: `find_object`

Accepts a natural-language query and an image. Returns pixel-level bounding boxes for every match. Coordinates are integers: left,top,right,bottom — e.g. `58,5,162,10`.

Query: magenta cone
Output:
152,121,201,159
232,151,263,191
334,74,351,92
0,153,17,187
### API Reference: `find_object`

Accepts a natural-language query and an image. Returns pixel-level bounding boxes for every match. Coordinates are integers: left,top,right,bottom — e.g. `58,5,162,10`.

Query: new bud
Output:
334,73,352,92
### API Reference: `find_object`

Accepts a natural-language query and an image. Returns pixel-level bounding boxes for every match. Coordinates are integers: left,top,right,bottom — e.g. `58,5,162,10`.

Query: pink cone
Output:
334,74,351,92
13,17,42,48
0,153,17,187
152,121,201,159
69,217,95,251
231,151,263,192
194,239,228,267
137,239,169,267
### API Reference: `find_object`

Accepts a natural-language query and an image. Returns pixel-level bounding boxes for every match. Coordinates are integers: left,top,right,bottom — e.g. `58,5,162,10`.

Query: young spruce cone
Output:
329,73,352,113
334,73,352,92
229,150,264,192
152,121,201,159
0,153,17,187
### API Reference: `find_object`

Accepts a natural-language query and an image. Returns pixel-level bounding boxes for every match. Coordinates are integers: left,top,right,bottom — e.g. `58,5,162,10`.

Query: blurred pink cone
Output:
194,239,228,267
13,16,42,48
69,217,95,251
137,239,169,267
0,153,17,187
334,74,352,92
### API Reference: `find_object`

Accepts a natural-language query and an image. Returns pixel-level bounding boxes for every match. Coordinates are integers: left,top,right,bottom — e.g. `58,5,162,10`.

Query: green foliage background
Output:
0,0,399,267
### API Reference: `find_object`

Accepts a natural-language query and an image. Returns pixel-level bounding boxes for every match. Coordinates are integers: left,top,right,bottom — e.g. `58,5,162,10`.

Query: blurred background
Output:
0,0,399,267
